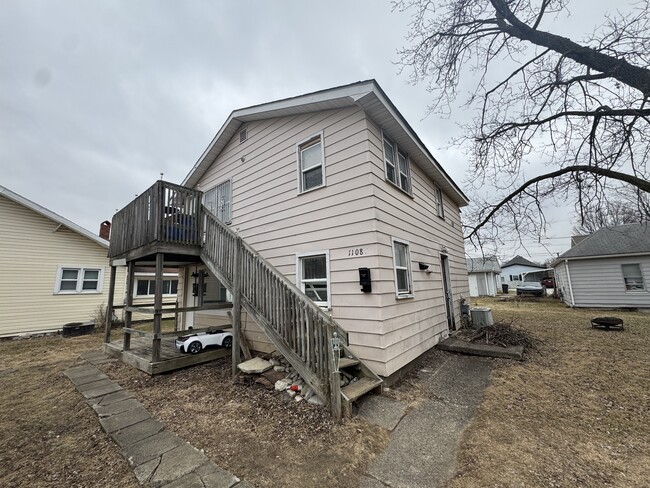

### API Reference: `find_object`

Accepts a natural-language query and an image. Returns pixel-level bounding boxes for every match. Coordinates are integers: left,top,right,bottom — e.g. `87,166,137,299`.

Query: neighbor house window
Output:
392,238,413,297
55,267,103,294
135,277,179,296
622,264,645,291
435,186,445,218
383,134,411,194
297,134,325,192
203,179,232,223
297,251,330,307
509,274,522,282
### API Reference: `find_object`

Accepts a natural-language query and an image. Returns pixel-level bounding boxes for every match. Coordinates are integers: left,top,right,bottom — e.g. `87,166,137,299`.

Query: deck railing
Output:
109,181,203,258
201,207,349,410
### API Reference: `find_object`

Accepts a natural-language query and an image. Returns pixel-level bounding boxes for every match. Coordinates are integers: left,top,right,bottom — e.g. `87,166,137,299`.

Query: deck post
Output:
104,265,117,344
123,261,135,351
327,317,342,421
231,234,242,377
152,253,164,363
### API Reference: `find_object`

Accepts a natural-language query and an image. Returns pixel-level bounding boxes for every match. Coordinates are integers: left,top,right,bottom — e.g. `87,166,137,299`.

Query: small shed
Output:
467,256,501,297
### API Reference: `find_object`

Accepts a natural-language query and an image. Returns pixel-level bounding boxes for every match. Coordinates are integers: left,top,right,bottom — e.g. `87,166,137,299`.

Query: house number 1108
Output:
348,248,365,256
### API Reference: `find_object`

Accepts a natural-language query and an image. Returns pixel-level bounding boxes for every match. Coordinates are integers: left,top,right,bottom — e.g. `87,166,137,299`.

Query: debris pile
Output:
459,320,539,350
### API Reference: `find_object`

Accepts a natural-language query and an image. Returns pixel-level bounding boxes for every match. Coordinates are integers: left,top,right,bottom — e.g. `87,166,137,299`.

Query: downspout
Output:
564,259,575,307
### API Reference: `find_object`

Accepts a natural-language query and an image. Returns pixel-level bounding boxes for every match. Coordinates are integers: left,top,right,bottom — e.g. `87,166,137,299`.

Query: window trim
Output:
295,250,331,308
435,186,445,219
381,132,412,196
621,263,646,292
391,237,414,299
134,273,179,297
296,132,326,194
54,266,104,294
203,178,233,224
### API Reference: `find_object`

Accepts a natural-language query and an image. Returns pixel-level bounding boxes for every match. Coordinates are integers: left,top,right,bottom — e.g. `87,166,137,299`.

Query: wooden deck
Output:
103,336,230,375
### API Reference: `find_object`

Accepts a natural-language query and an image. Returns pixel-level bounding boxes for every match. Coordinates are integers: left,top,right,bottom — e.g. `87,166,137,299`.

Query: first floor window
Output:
297,252,329,307
622,264,645,291
298,134,324,192
135,278,179,296
392,239,413,297
56,267,103,294
509,274,522,282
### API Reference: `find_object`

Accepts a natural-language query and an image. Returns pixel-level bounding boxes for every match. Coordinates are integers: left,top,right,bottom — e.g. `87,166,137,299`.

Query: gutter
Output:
564,260,575,307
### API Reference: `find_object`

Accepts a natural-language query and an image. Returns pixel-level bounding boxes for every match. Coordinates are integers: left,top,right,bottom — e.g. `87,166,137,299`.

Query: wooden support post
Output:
152,253,164,363
231,235,242,377
104,265,117,344
198,271,205,307
123,261,135,351
327,317,342,422
174,300,179,332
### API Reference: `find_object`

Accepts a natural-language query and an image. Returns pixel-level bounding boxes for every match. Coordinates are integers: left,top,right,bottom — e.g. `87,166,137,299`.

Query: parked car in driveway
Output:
175,329,233,354
516,282,545,297
541,277,555,288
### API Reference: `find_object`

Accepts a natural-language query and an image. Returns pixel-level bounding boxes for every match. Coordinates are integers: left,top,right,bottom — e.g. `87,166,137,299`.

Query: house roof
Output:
0,185,108,249
181,79,469,207
501,255,544,269
555,223,650,262
466,256,501,273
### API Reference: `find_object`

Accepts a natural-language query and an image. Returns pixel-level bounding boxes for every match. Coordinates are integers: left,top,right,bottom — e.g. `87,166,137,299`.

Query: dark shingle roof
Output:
501,255,543,269
466,256,501,273
558,223,650,260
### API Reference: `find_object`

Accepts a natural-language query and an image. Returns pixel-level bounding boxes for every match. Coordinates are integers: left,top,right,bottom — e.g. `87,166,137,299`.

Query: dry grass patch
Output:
447,298,650,488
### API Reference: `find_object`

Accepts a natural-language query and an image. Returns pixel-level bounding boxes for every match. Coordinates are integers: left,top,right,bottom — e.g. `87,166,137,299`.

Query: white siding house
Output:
499,255,546,290
179,80,470,378
553,224,650,309
0,185,127,337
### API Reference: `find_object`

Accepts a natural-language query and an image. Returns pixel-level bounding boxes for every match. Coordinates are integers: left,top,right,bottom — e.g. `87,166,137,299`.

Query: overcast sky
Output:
0,0,617,263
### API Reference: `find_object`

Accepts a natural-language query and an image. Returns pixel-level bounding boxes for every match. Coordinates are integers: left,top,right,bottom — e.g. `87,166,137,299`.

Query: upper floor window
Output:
297,134,325,193
55,267,103,294
622,264,645,291
392,238,413,298
297,251,330,307
203,179,232,223
383,134,411,194
435,186,445,218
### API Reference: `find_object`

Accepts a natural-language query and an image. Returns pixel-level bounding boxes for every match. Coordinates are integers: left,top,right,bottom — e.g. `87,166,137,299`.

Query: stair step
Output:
339,357,360,369
341,376,381,402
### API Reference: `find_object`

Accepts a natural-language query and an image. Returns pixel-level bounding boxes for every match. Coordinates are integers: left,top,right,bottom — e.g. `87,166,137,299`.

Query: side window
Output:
435,186,445,218
203,179,232,223
297,252,330,307
392,239,413,297
298,134,325,193
383,134,411,194
622,264,645,291
55,267,103,294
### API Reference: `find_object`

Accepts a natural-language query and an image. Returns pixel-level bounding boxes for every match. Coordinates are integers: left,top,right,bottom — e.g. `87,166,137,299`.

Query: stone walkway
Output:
65,351,254,488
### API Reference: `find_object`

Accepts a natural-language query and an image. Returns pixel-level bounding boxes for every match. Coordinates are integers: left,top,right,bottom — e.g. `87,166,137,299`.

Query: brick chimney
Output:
99,220,111,240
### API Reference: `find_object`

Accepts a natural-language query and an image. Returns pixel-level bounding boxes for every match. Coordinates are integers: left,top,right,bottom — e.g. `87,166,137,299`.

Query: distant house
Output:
0,185,127,337
466,256,501,297
499,255,546,289
553,223,650,309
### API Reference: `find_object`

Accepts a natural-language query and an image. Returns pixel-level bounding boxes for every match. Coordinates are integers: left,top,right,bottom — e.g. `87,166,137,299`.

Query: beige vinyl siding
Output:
367,117,469,376
0,195,125,336
563,256,650,308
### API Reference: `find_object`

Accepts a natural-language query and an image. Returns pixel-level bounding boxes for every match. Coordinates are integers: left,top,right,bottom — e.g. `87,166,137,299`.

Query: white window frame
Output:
54,266,104,294
203,178,232,224
296,132,326,194
296,250,331,308
382,132,412,195
621,263,646,291
134,273,179,297
435,186,445,218
391,237,414,298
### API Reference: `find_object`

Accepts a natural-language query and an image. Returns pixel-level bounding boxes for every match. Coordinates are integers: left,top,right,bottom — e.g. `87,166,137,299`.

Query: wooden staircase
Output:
199,207,382,418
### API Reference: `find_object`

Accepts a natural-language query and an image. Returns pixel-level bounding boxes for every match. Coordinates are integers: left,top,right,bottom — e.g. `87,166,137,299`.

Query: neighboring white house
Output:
0,185,128,337
553,223,650,309
169,79,471,378
466,256,501,297
500,255,546,290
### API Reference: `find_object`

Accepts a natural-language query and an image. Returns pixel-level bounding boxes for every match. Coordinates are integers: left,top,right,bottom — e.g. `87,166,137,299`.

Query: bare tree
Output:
396,0,650,249
572,190,649,234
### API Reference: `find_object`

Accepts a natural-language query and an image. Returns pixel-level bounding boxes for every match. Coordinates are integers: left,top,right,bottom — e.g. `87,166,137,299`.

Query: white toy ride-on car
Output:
175,328,233,354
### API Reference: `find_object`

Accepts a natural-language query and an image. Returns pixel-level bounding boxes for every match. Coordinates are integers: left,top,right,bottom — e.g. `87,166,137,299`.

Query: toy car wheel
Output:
187,341,202,354
222,337,232,348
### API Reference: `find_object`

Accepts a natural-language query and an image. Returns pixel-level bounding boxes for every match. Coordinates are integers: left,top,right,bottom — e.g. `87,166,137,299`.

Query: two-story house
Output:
105,80,470,413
